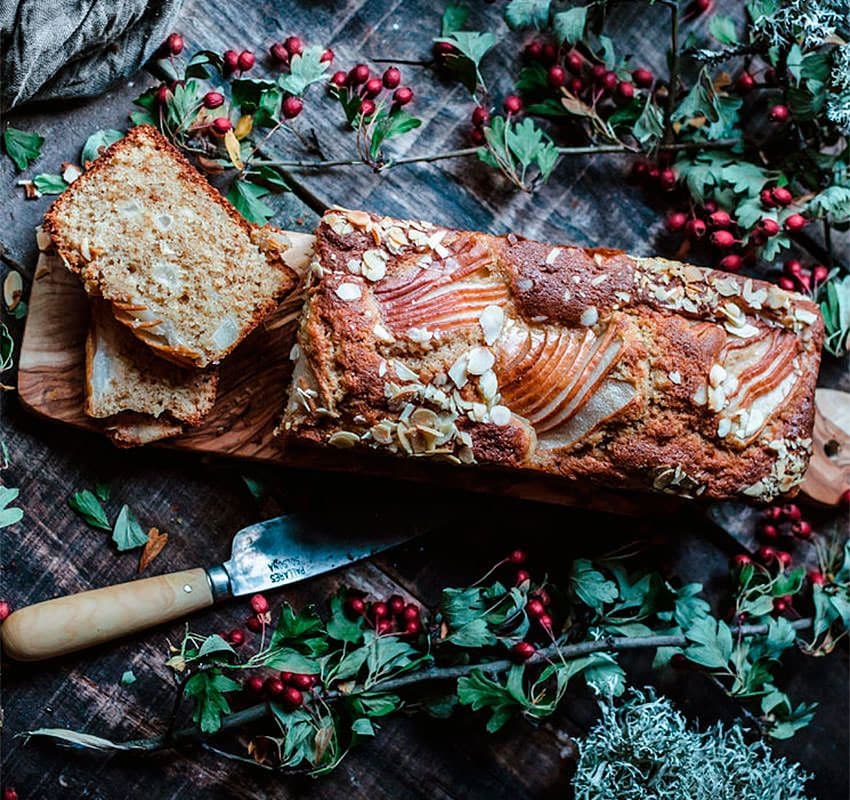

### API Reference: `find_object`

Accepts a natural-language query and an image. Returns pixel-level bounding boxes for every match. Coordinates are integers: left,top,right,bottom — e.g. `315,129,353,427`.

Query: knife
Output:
1,510,423,662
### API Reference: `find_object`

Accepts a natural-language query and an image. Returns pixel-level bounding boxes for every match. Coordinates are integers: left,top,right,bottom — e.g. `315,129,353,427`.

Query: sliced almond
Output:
3,271,23,311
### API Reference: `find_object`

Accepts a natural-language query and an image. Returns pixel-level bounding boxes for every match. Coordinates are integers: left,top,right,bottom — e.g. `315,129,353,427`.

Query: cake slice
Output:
86,300,218,445
44,125,296,368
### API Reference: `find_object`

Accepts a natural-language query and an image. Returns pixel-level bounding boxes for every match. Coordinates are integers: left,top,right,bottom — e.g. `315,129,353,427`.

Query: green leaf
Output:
120,670,136,686
281,45,330,96
269,602,324,649
504,0,551,30
553,6,588,45
708,15,738,46
112,504,148,551
365,631,418,679
441,3,470,35
0,486,24,529
185,50,224,79
351,693,400,718
81,129,123,166
433,31,497,92
369,110,422,160
32,174,67,195
3,127,44,171
446,617,497,648
457,669,519,733
245,165,290,193
94,482,110,502
765,617,797,658
515,63,549,92
633,95,664,145
231,78,276,112
673,583,710,628
264,647,321,673
254,87,283,128
166,79,204,131
333,646,369,681
197,634,235,659
809,185,850,223
326,595,365,643
184,670,242,734
227,180,275,225
819,275,850,357
684,616,733,669
351,717,375,736
68,489,110,530
570,559,618,612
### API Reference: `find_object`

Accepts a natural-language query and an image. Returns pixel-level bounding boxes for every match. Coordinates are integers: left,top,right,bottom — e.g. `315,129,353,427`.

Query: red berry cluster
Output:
328,64,412,121
159,32,184,58
345,593,423,637
242,592,272,634
507,552,556,662
223,48,256,75
777,259,828,295
468,105,492,144
521,39,649,111
245,670,317,710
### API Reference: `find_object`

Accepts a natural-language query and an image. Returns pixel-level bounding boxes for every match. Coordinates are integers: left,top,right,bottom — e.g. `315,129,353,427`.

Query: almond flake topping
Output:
479,305,505,345
467,346,495,376
328,431,360,448
546,247,561,265
489,405,511,426
335,282,362,301
407,326,433,343
448,354,469,388
394,360,419,382
346,258,362,274
362,248,388,281
579,306,599,327
668,370,682,385
563,288,572,303
373,323,395,343
479,369,498,400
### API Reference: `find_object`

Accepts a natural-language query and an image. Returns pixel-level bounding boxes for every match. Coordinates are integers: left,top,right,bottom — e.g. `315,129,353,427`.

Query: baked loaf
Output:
86,300,218,445
44,125,296,368
281,208,824,502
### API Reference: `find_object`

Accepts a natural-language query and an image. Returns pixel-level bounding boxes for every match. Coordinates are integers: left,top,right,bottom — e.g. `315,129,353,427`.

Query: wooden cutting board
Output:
17,240,847,508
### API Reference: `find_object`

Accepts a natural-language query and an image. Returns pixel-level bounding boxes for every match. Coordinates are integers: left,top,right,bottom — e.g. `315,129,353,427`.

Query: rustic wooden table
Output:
1,1,848,798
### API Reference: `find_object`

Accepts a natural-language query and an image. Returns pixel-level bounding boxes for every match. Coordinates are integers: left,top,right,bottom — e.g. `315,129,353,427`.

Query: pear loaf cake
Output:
86,300,219,446
281,208,824,502
44,125,297,368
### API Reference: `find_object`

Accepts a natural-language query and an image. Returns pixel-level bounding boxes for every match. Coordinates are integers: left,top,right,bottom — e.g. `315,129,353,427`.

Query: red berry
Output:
568,77,584,95
321,48,335,63
541,43,557,65
281,685,304,710
590,63,606,81
503,94,523,115
784,259,803,276
507,548,527,565
686,218,707,239
165,33,184,56
348,64,369,86
245,615,263,633
760,523,779,541
345,596,365,618
778,276,796,291
403,618,421,637
534,589,551,606
667,211,688,232
471,106,490,127
735,72,755,94
156,84,170,105
732,553,752,568
538,613,554,632
511,641,536,661
763,505,783,521
693,0,712,14
548,65,567,88
330,70,347,88
757,546,776,562
781,503,802,521
719,254,743,271
764,67,777,85
470,127,486,145
630,160,649,181
393,86,414,106
250,594,269,615
382,67,401,89
515,569,531,585
433,41,456,59
363,77,383,98
701,199,718,214
237,50,255,72
769,104,789,123
771,186,792,206
616,81,634,101
282,95,303,119
601,71,618,92
760,188,776,208
632,68,653,88
388,594,405,616
709,210,732,228
376,619,394,635
796,273,811,292
402,603,420,622
211,117,232,135
264,677,286,697
371,601,389,620
283,36,303,57
812,264,829,284
526,599,546,618
227,628,245,647
758,218,780,237
784,213,807,232
0,599,10,621
710,230,736,249
280,671,293,683
525,40,543,61
202,91,224,109
223,49,240,73
359,99,376,117
565,51,583,74
245,675,265,694
269,43,289,65
291,673,315,690
773,596,789,613
776,550,792,568
808,570,826,586
791,520,812,538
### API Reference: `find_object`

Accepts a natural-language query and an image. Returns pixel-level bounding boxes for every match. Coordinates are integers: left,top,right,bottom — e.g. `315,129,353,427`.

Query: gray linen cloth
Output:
1,0,183,112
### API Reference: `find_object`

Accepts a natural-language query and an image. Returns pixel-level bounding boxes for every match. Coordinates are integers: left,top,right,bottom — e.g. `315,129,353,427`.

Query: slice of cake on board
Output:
44,125,297,368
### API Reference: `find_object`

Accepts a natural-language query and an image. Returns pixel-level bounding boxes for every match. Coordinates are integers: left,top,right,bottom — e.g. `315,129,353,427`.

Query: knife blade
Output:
1,510,425,661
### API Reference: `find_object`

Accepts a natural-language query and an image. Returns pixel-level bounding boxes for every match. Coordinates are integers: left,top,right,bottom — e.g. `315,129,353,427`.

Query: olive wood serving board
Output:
17,241,846,509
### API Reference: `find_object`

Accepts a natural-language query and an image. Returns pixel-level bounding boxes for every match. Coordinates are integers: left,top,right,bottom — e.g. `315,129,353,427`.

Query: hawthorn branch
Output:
104,617,812,753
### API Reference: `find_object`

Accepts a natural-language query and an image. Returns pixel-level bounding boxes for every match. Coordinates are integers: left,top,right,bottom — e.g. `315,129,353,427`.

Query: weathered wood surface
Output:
1,1,848,799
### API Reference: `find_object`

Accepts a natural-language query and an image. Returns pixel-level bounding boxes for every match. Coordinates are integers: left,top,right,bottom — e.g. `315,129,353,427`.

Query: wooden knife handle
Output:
1,568,213,661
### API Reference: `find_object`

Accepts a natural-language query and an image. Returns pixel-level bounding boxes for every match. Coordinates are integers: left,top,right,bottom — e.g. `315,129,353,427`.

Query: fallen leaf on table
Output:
139,527,169,572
